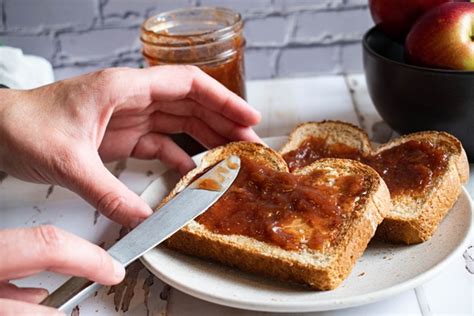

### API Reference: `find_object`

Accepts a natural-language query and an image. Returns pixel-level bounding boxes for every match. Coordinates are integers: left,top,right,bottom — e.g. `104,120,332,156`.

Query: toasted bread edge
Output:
279,122,470,245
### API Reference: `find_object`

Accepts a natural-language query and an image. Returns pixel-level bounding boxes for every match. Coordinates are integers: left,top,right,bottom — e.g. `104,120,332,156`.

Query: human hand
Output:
0,66,261,227
0,225,125,315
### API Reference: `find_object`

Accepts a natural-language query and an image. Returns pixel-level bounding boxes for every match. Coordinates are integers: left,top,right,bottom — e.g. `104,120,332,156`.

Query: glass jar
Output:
141,7,246,99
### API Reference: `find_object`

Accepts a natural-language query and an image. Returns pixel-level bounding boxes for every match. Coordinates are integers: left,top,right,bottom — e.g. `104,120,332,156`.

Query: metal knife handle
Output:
40,277,101,311
40,155,240,311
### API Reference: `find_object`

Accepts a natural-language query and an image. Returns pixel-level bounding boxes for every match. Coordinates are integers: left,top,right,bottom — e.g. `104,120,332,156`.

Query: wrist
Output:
0,87,14,120
0,84,10,113
0,87,11,172
0,88,29,172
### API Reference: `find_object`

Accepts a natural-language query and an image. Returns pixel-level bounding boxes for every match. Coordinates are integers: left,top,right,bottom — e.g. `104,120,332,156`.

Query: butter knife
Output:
41,155,241,312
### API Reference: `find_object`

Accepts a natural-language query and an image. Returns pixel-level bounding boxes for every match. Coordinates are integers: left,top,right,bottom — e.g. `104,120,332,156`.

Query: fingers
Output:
69,154,153,227
0,226,125,285
185,67,261,126
151,102,263,144
150,112,227,148
142,66,261,126
0,298,65,316
131,133,196,175
0,282,48,304
179,107,261,143
102,66,260,127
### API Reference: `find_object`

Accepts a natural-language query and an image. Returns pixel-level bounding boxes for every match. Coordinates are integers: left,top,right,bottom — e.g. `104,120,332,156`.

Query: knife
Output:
40,155,241,312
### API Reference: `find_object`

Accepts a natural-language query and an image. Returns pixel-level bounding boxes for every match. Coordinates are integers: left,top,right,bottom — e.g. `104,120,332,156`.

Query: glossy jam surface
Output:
196,157,367,251
283,137,449,196
283,137,362,172
196,178,221,191
365,140,449,196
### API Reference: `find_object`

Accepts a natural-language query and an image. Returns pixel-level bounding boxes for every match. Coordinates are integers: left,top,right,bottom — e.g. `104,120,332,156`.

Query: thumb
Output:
70,157,153,227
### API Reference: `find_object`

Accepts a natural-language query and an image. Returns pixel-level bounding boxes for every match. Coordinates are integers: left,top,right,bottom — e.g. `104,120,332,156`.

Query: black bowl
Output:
363,26,474,160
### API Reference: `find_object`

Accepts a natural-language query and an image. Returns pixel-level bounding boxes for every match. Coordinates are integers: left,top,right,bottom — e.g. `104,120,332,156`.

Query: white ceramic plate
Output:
140,136,473,313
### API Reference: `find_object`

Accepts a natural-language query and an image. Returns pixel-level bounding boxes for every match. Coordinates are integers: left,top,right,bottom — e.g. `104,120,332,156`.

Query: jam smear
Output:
284,137,362,171
196,178,221,191
196,157,368,251
282,137,449,196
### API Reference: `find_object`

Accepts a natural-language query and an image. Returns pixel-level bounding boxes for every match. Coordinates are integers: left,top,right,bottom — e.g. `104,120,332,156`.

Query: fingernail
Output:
254,109,262,120
129,217,145,229
112,259,125,280
35,288,49,302
21,287,49,303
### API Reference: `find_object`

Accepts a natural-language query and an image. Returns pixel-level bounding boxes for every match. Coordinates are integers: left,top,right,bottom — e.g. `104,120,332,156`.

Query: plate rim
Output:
140,136,474,312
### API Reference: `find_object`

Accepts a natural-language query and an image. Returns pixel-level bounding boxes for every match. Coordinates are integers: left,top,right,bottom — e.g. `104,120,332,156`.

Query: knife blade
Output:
40,155,241,312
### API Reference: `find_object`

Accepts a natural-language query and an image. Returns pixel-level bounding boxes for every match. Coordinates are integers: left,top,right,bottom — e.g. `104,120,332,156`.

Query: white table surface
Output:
1,74,473,316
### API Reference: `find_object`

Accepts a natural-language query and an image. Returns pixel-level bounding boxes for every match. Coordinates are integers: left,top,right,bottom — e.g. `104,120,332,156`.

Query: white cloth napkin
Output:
0,46,54,89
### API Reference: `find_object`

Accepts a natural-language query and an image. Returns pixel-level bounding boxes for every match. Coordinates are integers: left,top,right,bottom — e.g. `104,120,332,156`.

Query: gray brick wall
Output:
0,0,372,80
0,1,4,31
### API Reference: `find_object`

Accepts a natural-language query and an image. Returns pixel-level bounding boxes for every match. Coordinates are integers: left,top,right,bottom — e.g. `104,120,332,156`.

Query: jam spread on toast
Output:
284,137,361,171
196,157,368,251
283,137,449,196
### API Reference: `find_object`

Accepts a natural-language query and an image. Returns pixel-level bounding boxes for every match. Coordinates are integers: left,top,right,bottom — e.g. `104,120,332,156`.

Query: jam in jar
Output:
141,7,246,99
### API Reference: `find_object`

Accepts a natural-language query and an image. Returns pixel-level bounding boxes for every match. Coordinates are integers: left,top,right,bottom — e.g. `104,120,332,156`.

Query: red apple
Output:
369,0,457,39
405,2,474,70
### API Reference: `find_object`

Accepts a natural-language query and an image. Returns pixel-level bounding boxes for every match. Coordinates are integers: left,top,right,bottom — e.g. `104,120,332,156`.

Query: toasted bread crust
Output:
280,120,372,154
280,121,470,244
159,142,288,207
161,142,391,290
374,131,468,244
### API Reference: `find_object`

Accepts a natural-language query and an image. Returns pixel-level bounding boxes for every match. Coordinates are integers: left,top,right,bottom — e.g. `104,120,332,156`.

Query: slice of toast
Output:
280,121,469,244
160,142,391,290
